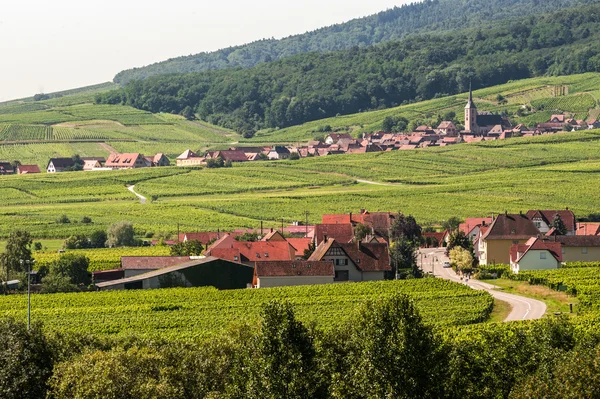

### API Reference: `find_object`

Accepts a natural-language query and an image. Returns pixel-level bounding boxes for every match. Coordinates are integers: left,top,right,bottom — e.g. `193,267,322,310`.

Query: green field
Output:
1,129,600,238
0,279,493,340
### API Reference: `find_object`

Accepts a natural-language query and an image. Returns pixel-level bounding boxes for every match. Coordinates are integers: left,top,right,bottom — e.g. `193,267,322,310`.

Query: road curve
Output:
127,185,147,204
418,248,547,322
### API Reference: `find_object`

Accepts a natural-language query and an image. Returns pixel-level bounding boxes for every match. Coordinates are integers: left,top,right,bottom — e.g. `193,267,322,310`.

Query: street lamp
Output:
19,259,35,330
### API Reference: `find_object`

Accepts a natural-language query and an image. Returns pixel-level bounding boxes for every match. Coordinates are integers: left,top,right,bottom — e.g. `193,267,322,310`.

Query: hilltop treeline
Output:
4,296,600,398
114,0,596,84
97,4,600,136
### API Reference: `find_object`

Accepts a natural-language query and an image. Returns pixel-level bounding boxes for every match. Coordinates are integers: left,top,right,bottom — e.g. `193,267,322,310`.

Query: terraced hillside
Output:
247,73,600,143
1,129,600,238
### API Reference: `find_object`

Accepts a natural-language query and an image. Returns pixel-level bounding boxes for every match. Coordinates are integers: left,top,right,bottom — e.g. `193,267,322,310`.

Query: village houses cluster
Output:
2,88,600,175
90,207,600,292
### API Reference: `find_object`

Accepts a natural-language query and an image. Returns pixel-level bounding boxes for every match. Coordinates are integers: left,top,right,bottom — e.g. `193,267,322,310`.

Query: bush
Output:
40,274,78,294
63,235,90,250
89,230,107,249
0,318,53,399
56,215,70,224
49,254,91,286
81,216,92,224
106,221,135,247
33,242,43,251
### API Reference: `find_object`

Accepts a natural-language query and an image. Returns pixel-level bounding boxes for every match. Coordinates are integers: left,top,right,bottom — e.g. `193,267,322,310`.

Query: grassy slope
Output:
0,85,238,169
1,130,600,238
247,73,600,143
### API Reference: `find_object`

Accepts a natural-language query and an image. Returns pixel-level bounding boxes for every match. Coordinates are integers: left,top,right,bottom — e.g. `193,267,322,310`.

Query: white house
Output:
510,237,562,274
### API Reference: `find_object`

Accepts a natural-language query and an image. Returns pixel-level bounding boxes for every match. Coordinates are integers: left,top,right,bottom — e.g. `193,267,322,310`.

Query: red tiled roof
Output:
526,210,576,232
482,214,539,240
287,238,313,257
576,223,600,236
314,224,355,244
308,239,391,272
17,165,41,174
459,218,493,235
233,241,295,262
120,256,192,270
546,235,600,247
208,150,249,162
511,237,562,263
208,248,242,263
255,261,334,277
106,153,144,167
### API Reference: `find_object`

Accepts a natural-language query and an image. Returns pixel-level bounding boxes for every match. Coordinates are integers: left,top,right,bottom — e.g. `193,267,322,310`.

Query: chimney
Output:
349,212,352,223
323,234,328,244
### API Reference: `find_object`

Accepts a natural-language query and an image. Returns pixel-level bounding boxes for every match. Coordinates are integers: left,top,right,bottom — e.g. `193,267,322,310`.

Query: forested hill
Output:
98,4,600,136
113,0,596,84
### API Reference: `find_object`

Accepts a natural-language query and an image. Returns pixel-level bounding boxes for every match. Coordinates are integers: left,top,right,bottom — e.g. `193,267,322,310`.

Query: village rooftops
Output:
17,164,41,174
481,213,539,240
314,223,355,244
120,256,195,270
254,261,334,278
308,238,391,272
526,209,576,233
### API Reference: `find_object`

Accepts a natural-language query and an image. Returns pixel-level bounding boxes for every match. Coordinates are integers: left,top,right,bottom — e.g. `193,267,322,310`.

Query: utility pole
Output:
281,217,284,233
20,259,34,330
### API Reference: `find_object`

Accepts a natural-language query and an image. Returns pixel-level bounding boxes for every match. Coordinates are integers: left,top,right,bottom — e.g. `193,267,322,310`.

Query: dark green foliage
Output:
100,3,600,134
302,241,316,260
206,157,225,168
55,214,70,224
289,152,300,160
48,254,91,286
33,242,42,251
113,0,594,85
244,301,323,399
390,213,423,277
170,239,204,256
0,230,33,278
235,232,260,242
354,223,371,241
81,216,92,224
89,230,107,248
553,214,568,235
442,216,462,232
63,235,89,250
330,294,443,398
106,221,135,247
382,116,409,132
0,318,53,399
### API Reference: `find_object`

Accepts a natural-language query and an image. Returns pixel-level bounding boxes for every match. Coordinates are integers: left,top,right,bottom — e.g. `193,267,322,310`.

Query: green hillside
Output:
1,129,600,238
248,73,600,143
114,0,595,84
0,85,238,169
101,3,600,135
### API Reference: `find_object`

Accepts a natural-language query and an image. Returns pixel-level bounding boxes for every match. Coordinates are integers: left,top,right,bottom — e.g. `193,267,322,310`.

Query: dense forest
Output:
98,4,600,136
114,0,598,84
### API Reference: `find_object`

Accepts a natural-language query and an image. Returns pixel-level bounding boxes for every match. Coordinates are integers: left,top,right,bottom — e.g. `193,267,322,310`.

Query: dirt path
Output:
355,179,400,187
99,142,119,154
127,185,147,204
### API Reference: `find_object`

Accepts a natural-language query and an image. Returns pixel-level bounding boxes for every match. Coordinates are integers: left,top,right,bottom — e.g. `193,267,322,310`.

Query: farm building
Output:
16,164,41,174
95,256,253,291
46,158,75,173
253,261,334,288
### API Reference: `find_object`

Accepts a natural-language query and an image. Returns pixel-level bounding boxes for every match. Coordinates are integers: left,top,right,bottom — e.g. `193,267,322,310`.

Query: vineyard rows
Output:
0,279,494,340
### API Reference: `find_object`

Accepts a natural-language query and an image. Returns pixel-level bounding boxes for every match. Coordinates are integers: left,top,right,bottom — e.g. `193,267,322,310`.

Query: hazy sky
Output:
0,0,409,101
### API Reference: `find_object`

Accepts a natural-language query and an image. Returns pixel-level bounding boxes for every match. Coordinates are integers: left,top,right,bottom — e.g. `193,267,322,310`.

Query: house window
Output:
582,247,588,254
534,221,542,229
540,252,546,260
335,258,348,266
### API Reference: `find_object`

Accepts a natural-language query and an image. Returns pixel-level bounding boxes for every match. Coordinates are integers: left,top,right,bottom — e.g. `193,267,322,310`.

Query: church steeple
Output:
464,81,477,133
465,81,476,110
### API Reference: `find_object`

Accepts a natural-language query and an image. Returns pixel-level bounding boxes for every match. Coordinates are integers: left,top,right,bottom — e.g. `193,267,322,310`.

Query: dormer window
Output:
256,253,260,258
264,253,269,258
234,256,239,261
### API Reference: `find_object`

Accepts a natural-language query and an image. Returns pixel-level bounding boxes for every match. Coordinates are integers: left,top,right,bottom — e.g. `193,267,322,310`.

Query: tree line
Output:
1,295,598,399
113,0,595,84
98,3,600,137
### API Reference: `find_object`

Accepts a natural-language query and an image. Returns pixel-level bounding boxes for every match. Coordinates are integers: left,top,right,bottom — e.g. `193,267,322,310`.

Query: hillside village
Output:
87,208,600,291
2,87,600,174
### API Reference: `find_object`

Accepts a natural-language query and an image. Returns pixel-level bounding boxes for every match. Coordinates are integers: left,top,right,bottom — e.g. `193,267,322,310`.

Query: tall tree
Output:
552,214,568,235
390,213,423,278
442,216,462,232
0,230,33,286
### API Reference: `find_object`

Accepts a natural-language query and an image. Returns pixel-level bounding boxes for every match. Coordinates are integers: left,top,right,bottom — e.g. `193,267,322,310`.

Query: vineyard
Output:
34,246,172,272
0,279,493,340
509,265,600,312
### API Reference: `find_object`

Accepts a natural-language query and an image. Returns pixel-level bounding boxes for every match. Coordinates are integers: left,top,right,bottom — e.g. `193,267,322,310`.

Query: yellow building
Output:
479,213,540,265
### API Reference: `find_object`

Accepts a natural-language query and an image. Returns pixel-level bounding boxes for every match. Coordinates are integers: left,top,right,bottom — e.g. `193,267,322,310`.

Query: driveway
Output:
417,247,547,321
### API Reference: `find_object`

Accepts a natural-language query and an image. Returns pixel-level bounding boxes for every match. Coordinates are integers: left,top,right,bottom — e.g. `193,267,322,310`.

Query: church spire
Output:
465,81,476,109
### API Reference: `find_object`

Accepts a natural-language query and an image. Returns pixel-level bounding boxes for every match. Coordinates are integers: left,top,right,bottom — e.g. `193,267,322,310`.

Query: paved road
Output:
127,185,147,204
418,248,547,322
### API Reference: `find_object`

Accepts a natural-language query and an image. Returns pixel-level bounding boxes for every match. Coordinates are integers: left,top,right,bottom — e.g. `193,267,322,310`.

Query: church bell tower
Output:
464,82,477,133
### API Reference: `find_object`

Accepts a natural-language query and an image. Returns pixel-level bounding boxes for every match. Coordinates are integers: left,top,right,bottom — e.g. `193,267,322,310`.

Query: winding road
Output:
418,248,547,321
127,185,147,204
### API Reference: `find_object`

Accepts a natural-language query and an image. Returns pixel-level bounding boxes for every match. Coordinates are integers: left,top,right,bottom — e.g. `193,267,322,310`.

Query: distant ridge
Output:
114,0,596,84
